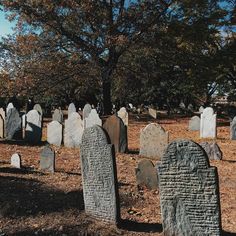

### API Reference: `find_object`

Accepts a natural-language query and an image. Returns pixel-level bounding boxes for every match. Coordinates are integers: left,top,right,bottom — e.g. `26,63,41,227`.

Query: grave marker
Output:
47,121,63,146
11,153,21,169
40,146,55,173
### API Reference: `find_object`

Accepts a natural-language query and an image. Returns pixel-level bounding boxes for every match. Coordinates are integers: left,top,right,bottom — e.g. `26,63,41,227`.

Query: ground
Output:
0,113,235,236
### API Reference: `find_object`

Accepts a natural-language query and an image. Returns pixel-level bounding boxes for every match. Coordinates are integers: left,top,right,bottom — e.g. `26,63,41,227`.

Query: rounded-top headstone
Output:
47,121,63,146
84,109,102,129
11,153,21,169
68,103,76,118
6,108,22,140
83,103,92,119
52,108,64,123
40,146,55,173
200,107,216,138
33,104,43,116
117,107,128,126
6,103,14,115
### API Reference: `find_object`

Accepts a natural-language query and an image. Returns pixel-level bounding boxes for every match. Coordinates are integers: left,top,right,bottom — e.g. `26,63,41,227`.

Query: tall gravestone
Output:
25,110,42,144
64,112,83,147
84,109,102,129
52,108,64,123
6,108,22,140
83,103,92,127
47,121,63,146
40,146,55,173
230,116,236,140
139,123,168,159
158,140,221,236
188,116,200,131
68,103,76,118
117,107,128,126
6,103,14,115
33,104,43,116
103,115,127,153
80,125,120,223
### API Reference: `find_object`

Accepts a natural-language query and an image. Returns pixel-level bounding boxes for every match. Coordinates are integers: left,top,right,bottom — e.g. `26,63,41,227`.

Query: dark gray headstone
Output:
230,116,236,140
199,142,223,160
40,146,55,173
158,140,221,236
52,108,63,123
80,125,120,223
6,108,22,140
135,159,158,190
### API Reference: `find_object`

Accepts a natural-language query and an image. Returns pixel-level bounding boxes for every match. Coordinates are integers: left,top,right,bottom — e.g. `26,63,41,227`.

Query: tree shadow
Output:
0,139,48,147
221,159,236,163
0,167,45,175
222,230,236,236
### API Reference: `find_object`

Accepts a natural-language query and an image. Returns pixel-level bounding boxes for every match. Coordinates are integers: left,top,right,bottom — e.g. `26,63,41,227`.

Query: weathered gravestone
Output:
117,107,128,126
6,103,14,114
84,109,102,129
6,108,22,140
25,110,42,144
135,159,158,190
83,103,92,127
40,146,55,173
188,116,200,131
230,116,236,140
52,108,63,123
68,103,76,118
11,153,21,169
199,142,223,160
33,104,43,116
148,108,157,119
0,115,4,138
0,108,5,121
64,112,83,147
200,107,217,138
158,140,221,236
47,121,63,146
139,123,169,159
103,114,127,153
80,125,120,223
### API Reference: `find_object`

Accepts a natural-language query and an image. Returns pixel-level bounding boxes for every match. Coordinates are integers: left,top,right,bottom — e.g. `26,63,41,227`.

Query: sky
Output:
0,11,15,37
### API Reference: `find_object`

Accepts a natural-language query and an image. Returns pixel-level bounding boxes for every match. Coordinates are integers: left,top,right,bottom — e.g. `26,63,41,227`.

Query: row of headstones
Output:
79,125,222,235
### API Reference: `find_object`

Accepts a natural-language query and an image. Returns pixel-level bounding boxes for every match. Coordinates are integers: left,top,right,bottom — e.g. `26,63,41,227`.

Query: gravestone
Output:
179,102,185,109
84,109,102,129
230,116,236,140
33,104,43,116
200,107,217,138
139,123,169,159
103,115,127,153
0,115,4,138
80,125,120,222
40,146,55,173
52,108,63,123
148,108,157,119
135,159,158,190
0,108,5,121
199,142,223,160
11,153,21,169
83,103,92,127
6,103,14,114
188,116,200,131
25,110,42,144
64,112,83,147
5,108,22,140
187,104,194,111
47,121,63,146
199,106,204,113
68,103,76,118
158,140,221,236
117,107,128,126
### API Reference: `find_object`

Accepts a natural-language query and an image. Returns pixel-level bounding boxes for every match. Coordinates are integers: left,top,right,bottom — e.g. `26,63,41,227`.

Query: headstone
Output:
139,123,169,159
199,142,223,160
85,109,102,128
117,107,128,126
47,121,63,146
103,115,127,153
187,103,194,111
148,108,157,119
157,140,221,236
188,116,200,131
33,104,43,116
80,125,120,223
179,102,185,109
52,108,63,123
6,103,14,115
0,108,5,121
25,110,42,144
68,103,76,118
40,146,55,173
64,112,83,147
199,106,204,113
135,159,158,190
0,115,4,138
5,108,22,140
83,103,92,127
200,107,217,138
11,153,21,169
230,116,236,140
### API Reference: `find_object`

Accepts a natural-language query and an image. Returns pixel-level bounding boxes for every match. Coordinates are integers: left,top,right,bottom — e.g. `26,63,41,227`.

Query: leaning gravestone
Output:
158,140,221,236
0,115,4,138
148,108,157,119
200,107,217,138
68,103,76,118
6,103,14,114
84,109,102,129
117,107,128,126
188,116,200,131
33,104,43,116
230,116,236,140
52,108,63,123
199,142,223,160
47,121,63,146
40,146,55,173
11,153,21,169
25,110,42,144
103,114,127,153
140,123,169,159
64,112,83,147
135,159,158,190
80,125,120,223
6,108,22,140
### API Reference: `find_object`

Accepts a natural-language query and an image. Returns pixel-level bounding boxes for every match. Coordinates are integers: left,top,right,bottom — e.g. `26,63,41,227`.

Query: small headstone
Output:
199,142,223,160
64,112,83,147
135,159,158,190
117,107,128,126
6,108,22,140
33,104,43,116
158,140,221,236
80,125,120,223
230,116,236,140
6,103,14,115
200,107,217,138
11,153,21,169
103,114,127,153
68,103,76,118
84,109,102,128
139,123,169,159
148,108,157,119
188,116,200,131
0,115,4,138
40,146,55,173
47,121,63,146
52,108,63,123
